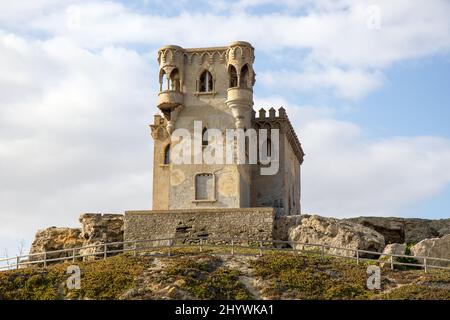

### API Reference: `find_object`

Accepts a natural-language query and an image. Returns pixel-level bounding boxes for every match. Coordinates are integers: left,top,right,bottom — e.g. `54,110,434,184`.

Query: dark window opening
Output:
240,64,249,88
228,65,238,88
163,144,170,164
202,127,208,146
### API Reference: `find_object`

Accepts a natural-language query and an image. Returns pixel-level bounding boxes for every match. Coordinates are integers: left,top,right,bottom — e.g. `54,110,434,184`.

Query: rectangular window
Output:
195,173,214,200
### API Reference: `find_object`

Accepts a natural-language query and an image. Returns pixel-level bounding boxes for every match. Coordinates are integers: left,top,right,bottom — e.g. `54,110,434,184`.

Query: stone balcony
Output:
157,90,184,112
226,87,253,104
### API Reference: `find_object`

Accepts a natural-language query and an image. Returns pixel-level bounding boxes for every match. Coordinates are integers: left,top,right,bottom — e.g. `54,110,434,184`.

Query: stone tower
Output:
150,41,304,215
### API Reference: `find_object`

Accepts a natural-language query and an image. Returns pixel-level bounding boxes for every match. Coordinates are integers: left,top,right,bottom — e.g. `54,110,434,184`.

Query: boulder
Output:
288,215,385,258
79,213,124,261
29,213,124,263
346,217,450,244
346,217,405,244
79,213,124,243
379,243,407,265
274,215,302,242
29,227,83,262
411,234,450,267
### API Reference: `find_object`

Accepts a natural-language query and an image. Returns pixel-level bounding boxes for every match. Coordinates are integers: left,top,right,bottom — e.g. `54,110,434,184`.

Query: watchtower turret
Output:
225,41,255,129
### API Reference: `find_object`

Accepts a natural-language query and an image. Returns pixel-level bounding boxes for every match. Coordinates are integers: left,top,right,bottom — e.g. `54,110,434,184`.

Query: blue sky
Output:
1,0,450,258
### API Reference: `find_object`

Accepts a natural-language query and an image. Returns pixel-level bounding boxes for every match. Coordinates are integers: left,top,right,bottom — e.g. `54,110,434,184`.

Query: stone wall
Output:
124,208,275,248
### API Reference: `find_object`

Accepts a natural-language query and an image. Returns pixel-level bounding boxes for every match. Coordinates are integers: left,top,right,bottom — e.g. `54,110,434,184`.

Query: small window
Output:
228,65,238,88
163,144,170,164
202,127,208,146
195,173,214,200
199,71,213,92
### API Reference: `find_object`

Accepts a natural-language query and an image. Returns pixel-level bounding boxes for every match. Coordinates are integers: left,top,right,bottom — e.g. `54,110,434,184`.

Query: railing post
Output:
321,245,325,261
259,241,263,256
199,239,203,253
133,242,137,257
356,250,359,265
72,249,76,263
390,255,394,270
16,256,20,270
104,244,107,259
424,258,428,273
231,240,234,255
168,240,171,257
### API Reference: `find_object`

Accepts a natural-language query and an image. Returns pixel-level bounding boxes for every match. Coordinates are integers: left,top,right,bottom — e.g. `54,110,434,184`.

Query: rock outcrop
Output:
288,215,385,258
378,243,407,266
411,234,450,267
346,217,450,244
78,213,124,261
29,227,83,262
29,213,124,262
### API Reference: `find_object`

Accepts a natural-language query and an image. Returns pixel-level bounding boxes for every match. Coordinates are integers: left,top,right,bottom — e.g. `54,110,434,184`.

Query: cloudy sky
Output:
1,0,450,257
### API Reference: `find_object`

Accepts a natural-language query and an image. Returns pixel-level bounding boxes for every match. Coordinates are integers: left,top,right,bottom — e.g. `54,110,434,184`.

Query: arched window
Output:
163,144,170,165
228,65,238,88
170,69,180,91
199,71,213,92
202,127,208,146
240,64,249,88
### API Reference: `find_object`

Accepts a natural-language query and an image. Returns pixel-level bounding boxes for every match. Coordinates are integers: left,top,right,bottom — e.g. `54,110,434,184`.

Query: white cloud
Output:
0,32,156,254
258,67,385,99
7,0,446,99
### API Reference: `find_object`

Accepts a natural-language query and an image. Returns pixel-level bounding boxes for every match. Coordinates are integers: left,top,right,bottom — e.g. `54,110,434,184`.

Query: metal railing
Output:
1,236,450,272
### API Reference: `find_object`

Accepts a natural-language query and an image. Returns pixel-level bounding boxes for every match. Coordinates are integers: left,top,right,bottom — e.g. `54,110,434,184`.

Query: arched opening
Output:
163,144,170,164
202,127,208,146
160,70,170,92
199,70,213,92
240,64,249,88
228,65,238,88
170,68,180,91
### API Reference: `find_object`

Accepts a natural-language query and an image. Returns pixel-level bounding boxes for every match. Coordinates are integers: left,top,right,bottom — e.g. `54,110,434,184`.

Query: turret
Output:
225,41,255,129
156,45,185,133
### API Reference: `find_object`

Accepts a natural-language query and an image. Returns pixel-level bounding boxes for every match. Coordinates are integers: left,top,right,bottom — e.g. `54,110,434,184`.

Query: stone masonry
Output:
124,208,275,248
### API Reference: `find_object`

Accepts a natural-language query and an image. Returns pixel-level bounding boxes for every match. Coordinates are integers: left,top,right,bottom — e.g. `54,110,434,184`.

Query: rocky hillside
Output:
28,214,450,268
1,250,450,300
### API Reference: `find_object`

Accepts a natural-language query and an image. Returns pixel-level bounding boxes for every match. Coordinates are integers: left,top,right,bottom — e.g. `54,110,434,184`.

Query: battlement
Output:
252,107,304,164
252,107,287,120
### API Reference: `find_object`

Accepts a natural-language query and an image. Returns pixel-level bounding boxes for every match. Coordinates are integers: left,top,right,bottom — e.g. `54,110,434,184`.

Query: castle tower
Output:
150,41,303,215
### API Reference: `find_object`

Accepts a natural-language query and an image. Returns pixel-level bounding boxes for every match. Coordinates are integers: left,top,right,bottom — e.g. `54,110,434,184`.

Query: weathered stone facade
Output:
124,208,275,247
